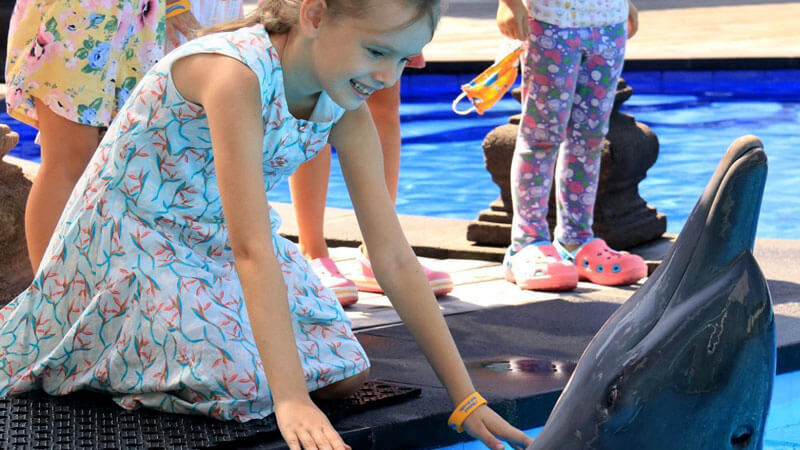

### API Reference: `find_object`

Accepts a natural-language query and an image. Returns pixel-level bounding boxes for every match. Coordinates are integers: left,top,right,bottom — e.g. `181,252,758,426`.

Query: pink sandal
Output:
308,258,359,307
504,242,578,291
352,248,454,297
555,238,647,286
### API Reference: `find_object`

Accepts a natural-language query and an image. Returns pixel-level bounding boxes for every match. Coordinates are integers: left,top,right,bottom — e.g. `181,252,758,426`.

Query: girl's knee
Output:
312,368,370,400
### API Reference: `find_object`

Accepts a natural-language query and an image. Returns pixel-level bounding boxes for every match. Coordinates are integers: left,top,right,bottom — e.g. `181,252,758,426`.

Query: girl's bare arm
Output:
330,106,532,450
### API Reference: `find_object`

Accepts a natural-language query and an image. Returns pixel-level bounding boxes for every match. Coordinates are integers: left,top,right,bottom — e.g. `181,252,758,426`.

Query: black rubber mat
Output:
0,381,420,449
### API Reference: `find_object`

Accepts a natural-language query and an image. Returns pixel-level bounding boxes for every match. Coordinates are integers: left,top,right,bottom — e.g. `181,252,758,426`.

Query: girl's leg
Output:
289,145,332,260
552,24,646,286
311,368,370,400
509,20,582,254
27,98,100,271
290,82,401,262
357,83,453,296
366,83,401,204
554,23,627,247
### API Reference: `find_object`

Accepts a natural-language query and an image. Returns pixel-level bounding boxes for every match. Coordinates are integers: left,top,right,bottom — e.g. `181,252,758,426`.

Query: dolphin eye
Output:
731,425,753,448
605,384,619,408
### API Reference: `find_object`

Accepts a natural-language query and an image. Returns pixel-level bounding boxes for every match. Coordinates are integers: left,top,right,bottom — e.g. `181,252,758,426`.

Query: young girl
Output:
0,0,532,448
496,0,648,291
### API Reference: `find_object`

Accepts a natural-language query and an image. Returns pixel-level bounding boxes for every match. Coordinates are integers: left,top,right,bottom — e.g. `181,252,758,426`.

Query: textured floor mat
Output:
0,381,420,449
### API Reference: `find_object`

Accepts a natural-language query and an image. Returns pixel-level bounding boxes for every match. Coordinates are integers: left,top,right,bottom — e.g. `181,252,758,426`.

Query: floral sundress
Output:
0,25,369,422
5,0,165,129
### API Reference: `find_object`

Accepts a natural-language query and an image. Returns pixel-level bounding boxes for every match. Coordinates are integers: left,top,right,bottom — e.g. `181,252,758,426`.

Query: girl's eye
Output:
367,48,385,58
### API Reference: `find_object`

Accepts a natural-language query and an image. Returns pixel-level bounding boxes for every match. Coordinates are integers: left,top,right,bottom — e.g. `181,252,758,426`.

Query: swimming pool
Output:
435,369,800,449
4,69,800,240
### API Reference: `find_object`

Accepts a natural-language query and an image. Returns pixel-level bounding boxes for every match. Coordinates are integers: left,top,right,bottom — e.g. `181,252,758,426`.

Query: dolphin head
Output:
530,136,775,450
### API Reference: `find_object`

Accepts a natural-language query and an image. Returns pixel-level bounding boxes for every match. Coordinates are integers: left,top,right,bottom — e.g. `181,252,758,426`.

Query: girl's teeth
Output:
353,81,371,95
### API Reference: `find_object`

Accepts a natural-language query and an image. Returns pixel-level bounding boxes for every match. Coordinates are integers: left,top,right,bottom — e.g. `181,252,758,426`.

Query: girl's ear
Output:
298,0,328,37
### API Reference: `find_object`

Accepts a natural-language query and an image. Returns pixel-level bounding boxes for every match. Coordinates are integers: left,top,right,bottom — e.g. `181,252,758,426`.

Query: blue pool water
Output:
436,369,800,449
4,69,800,240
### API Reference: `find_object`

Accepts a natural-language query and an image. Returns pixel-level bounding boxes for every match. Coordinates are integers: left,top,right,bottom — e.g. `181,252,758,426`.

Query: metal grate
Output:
0,381,419,449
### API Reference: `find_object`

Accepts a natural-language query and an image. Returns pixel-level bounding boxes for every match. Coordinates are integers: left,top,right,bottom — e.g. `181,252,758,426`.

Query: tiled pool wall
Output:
400,67,800,101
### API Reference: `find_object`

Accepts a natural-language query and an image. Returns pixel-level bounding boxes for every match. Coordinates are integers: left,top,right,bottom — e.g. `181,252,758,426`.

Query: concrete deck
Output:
425,0,800,62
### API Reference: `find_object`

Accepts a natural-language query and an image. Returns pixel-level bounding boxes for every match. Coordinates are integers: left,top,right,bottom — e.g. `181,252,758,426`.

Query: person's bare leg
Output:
26,98,100,271
289,144,332,260
291,82,401,262
311,368,370,400
366,82,402,204
360,83,402,260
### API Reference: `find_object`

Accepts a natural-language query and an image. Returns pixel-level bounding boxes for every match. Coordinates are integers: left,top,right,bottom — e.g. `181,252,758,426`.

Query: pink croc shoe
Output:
308,258,359,307
555,238,648,286
504,242,578,291
352,249,454,297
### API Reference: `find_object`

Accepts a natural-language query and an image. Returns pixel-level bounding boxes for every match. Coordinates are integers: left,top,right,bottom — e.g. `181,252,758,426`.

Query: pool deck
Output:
2,2,800,448
423,0,800,62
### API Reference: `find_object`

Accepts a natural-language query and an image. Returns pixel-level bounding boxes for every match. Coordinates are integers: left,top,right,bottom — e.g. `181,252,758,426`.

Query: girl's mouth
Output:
350,80,376,98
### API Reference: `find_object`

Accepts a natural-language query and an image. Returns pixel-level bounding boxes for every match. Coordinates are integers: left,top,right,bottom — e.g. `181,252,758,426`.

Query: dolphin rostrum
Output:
529,135,775,450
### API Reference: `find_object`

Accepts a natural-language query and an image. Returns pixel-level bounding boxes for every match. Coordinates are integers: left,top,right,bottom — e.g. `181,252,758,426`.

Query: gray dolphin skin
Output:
528,136,775,450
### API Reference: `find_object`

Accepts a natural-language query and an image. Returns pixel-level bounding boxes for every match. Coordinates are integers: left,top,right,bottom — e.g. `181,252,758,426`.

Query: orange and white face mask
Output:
452,44,525,115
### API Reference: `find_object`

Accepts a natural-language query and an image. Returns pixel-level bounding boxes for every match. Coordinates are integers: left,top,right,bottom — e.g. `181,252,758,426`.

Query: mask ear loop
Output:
452,91,477,115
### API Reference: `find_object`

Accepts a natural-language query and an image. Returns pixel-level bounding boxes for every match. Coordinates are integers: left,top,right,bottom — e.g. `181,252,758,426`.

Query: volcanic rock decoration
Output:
468,79,667,250
0,124,33,305
528,136,775,450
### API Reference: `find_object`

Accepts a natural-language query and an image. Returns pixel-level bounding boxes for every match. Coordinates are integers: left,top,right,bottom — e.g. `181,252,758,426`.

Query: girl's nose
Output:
373,60,404,88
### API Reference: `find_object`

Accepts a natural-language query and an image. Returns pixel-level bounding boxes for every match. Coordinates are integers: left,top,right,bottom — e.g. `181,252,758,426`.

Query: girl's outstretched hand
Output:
463,405,534,450
275,397,351,450
496,0,530,41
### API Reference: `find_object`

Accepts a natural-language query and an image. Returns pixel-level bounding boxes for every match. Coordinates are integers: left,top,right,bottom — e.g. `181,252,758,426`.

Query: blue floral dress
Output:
0,25,369,422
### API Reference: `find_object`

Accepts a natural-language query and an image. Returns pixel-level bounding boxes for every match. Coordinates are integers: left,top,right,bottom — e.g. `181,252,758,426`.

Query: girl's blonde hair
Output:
201,0,441,36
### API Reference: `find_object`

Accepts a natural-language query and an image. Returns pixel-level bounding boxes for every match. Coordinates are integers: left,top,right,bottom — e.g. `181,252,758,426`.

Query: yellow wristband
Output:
447,392,487,433
166,0,192,19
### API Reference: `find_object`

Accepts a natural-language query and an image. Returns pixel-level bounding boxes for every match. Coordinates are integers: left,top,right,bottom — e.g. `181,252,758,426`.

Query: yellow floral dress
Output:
5,0,165,129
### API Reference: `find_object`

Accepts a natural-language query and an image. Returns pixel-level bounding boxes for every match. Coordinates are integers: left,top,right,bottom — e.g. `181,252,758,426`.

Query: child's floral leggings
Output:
509,19,627,254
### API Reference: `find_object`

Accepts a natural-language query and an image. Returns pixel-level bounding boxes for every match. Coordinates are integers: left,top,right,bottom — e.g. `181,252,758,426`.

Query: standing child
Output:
165,0,244,51
0,0,533,448
5,0,198,272
289,56,454,307
496,0,648,291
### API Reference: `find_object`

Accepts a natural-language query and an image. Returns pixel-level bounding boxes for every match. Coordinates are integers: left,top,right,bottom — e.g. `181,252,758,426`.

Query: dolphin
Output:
528,135,775,450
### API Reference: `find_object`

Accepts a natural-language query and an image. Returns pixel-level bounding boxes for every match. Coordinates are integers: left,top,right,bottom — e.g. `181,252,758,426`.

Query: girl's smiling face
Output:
306,0,435,110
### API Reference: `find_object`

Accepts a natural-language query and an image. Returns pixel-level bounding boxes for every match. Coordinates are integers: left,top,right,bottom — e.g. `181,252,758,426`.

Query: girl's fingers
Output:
311,427,333,450
470,423,505,450
495,420,533,448
297,429,318,450
322,425,348,450
284,433,302,450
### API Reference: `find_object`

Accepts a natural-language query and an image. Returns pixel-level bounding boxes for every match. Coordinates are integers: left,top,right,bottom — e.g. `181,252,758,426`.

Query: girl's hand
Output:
166,10,202,48
496,0,530,41
275,397,351,450
627,0,639,39
463,405,534,450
